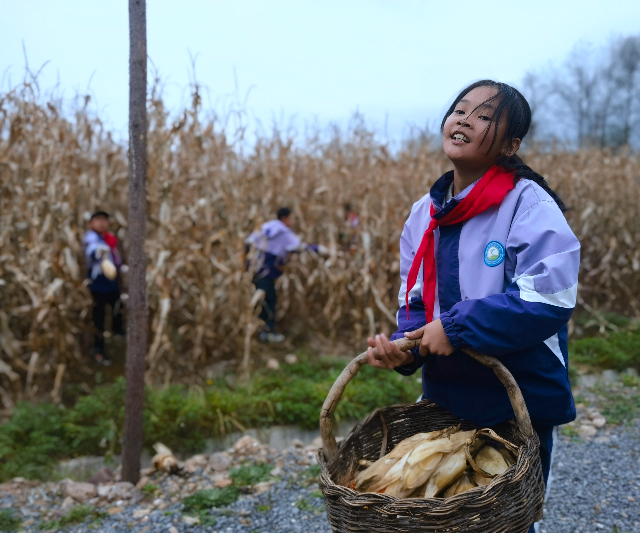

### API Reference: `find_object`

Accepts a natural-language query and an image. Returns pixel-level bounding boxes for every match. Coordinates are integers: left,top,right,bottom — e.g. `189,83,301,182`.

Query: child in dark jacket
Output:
366,81,579,533
82,211,124,366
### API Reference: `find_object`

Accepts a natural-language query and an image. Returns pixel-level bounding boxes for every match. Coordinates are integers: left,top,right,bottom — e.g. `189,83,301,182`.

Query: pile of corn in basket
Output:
318,338,545,533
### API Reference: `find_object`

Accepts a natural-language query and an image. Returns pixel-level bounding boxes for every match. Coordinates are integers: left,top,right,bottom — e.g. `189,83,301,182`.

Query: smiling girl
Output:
367,80,579,532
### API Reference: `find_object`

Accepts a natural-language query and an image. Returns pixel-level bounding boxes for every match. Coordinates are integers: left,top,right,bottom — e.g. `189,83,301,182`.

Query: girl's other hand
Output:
366,334,414,369
404,319,455,357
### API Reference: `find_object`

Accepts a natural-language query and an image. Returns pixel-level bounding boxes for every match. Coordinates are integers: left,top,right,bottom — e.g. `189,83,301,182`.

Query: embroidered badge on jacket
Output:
484,241,505,267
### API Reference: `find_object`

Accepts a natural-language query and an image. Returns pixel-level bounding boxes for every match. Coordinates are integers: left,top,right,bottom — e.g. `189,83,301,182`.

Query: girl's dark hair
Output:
277,207,292,220
441,80,567,211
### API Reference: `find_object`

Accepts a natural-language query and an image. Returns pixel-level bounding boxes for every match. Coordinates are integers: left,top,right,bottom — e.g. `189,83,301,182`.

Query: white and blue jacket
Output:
391,171,580,428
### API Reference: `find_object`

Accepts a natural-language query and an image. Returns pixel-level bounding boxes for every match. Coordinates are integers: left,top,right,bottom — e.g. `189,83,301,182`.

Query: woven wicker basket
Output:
318,338,545,533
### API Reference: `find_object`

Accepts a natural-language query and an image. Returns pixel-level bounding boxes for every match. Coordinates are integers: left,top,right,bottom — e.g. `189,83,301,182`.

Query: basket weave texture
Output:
318,343,545,533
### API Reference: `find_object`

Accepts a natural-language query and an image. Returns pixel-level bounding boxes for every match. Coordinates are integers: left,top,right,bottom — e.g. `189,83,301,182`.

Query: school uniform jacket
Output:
391,171,580,428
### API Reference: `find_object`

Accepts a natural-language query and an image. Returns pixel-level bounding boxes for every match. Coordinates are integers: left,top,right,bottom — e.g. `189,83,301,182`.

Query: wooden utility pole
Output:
122,0,148,484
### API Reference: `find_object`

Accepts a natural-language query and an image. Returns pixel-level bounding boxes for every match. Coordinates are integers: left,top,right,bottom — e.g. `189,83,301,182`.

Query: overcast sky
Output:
2,1,640,143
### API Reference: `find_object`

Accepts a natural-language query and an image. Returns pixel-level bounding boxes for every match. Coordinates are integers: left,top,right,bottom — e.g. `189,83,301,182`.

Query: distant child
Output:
367,81,579,533
245,207,307,343
82,211,124,366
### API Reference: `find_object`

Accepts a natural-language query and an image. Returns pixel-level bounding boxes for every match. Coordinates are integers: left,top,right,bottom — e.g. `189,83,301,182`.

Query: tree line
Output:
523,34,640,149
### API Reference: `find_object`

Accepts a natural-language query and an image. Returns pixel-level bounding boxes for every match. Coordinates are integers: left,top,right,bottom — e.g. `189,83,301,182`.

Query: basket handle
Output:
320,338,534,460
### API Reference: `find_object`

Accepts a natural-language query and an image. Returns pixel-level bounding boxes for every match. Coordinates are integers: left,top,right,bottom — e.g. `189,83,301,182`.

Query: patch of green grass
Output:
295,497,324,513
0,352,420,482
182,487,241,526
569,324,640,371
0,509,21,532
140,483,158,497
229,463,272,486
301,464,321,479
257,504,271,512
559,425,580,438
593,383,640,425
183,487,240,511
40,504,105,530
309,489,324,498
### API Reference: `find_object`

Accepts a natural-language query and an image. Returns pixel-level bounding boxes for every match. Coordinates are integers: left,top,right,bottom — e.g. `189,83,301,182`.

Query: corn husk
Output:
443,475,463,498
498,447,516,467
454,473,476,495
101,258,117,280
472,471,492,487
152,442,179,473
400,429,475,490
423,446,468,498
474,445,509,477
354,425,459,490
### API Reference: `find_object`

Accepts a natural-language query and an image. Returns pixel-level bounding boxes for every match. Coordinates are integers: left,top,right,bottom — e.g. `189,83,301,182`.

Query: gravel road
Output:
2,422,638,532
537,422,640,533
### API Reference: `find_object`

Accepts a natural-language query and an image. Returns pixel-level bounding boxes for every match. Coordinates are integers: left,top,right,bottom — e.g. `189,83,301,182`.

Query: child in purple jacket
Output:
366,81,579,533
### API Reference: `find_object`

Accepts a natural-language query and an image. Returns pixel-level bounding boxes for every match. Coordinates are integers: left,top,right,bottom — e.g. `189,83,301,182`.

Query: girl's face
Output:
442,86,518,171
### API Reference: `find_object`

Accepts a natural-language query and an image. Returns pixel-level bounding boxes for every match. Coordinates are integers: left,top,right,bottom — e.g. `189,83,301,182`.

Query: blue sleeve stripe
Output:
443,290,573,356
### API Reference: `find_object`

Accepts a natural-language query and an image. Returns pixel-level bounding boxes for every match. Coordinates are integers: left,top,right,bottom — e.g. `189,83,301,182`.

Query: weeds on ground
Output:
559,426,580,439
40,505,105,530
592,376,640,425
229,463,272,486
0,509,21,532
295,496,324,513
182,464,273,525
0,352,418,482
140,483,159,497
182,486,240,526
569,323,640,371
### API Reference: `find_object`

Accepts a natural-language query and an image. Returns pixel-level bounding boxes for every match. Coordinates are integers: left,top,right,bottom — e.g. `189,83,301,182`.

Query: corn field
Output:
1,82,639,410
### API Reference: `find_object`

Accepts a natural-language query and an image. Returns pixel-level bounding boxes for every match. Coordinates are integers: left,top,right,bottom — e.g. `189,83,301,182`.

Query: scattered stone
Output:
97,481,137,502
580,374,598,388
88,466,114,485
624,367,638,377
62,480,97,502
214,477,233,488
578,425,598,438
592,416,607,428
132,507,151,518
253,481,273,495
266,357,280,370
181,515,201,525
140,467,156,477
107,506,123,515
208,451,232,472
169,527,179,533
601,369,620,383
284,354,298,365
60,496,76,509
270,466,285,477
304,436,323,452
628,496,636,502
291,438,305,449
183,454,209,473
135,476,151,490
234,435,263,456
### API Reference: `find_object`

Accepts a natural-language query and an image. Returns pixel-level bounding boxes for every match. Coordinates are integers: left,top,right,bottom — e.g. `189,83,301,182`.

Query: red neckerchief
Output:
103,232,121,267
406,165,516,323
103,232,118,250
